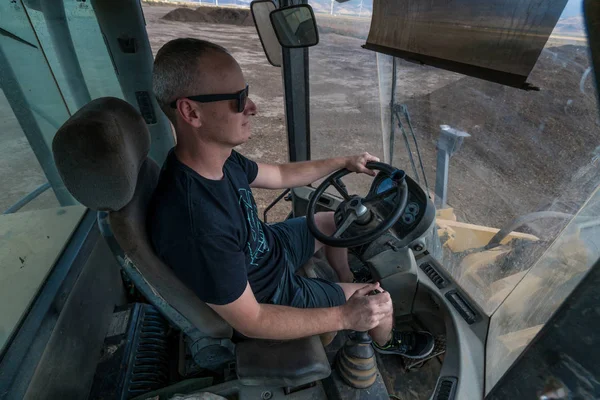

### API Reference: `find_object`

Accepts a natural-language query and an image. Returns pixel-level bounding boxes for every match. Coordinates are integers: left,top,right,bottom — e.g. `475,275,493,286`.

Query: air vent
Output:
445,290,479,325
420,262,447,288
89,304,169,400
433,376,458,400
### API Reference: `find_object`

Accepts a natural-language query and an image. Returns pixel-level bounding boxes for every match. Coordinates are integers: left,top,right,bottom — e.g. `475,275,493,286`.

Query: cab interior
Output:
0,1,599,399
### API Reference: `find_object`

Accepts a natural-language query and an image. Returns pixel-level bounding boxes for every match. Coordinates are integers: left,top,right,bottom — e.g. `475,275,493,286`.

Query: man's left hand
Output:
345,152,381,176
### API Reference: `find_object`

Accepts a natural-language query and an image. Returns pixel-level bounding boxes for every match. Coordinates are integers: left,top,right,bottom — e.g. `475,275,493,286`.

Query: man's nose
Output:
244,97,257,115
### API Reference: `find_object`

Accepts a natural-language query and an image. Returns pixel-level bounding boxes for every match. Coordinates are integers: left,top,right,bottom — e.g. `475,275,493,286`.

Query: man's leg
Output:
338,282,392,345
272,270,435,358
314,212,354,283
270,215,433,357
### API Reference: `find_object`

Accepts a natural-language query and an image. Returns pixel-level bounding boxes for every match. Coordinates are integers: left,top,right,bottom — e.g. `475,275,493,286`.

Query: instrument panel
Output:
370,172,430,239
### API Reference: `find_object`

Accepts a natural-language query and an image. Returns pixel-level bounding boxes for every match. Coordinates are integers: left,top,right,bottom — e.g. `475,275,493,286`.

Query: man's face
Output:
184,51,257,147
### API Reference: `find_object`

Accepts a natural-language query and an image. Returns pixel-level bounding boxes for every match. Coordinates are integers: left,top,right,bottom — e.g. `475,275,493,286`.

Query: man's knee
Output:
314,212,336,252
314,211,336,236
337,282,369,300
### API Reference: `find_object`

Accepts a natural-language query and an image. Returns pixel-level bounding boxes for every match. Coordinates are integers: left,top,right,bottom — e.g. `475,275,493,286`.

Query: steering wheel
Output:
307,162,408,248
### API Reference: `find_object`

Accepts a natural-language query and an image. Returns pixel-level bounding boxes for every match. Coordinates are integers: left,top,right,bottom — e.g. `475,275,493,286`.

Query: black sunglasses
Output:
170,85,249,113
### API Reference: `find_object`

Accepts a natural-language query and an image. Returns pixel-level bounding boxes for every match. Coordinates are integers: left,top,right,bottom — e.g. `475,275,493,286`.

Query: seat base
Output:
236,335,331,387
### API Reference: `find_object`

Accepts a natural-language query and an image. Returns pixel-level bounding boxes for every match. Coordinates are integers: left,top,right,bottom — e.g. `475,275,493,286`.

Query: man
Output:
149,38,434,358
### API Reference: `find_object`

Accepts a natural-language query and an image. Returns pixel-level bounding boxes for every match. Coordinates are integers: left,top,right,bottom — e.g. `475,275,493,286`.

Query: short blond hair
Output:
152,38,229,122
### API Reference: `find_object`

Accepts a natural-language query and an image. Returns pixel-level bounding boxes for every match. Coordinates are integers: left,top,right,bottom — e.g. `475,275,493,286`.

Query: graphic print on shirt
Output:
239,188,269,265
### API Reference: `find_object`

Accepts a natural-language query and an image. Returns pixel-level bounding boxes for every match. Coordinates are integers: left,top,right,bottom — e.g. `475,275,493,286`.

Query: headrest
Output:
52,97,151,211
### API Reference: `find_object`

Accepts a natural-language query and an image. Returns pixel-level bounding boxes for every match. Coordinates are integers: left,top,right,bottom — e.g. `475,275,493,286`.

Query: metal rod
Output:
485,211,571,249
434,125,470,209
263,188,291,223
389,57,397,163
394,110,419,182
0,27,38,49
584,0,600,116
3,183,51,215
402,105,430,194
434,151,450,209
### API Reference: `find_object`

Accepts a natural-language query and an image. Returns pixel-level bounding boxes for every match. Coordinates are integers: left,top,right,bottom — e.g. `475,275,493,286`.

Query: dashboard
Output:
369,171,434,242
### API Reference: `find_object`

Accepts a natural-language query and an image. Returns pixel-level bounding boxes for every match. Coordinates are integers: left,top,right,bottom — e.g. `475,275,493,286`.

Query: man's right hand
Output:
341,283,393,331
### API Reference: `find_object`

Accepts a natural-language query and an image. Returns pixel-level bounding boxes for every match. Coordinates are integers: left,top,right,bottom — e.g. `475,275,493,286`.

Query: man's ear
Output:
177,99,203,129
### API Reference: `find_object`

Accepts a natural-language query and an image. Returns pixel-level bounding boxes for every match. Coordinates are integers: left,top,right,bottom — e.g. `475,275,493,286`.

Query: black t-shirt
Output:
148,150,284,305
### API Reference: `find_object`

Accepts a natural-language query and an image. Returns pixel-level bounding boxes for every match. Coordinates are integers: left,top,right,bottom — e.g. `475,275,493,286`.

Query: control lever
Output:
335,289,382,389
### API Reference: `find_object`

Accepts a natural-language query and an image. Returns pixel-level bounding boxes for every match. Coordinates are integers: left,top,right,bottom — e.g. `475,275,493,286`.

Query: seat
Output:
236,336,330,387
51,97,331,386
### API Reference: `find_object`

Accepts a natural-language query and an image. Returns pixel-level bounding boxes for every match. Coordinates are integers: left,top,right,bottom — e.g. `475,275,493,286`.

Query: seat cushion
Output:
236,335,331,387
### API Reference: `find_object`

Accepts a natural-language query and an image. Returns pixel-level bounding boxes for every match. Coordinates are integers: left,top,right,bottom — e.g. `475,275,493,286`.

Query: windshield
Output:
395,13,598,310
308,0,599,393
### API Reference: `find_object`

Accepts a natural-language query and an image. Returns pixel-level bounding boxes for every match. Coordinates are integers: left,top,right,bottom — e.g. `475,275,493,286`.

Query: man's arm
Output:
250,152,380,190
208,282,391,340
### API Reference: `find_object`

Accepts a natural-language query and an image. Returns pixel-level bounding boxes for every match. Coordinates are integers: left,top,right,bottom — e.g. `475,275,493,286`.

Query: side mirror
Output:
269,5,319,48
251,0,282,67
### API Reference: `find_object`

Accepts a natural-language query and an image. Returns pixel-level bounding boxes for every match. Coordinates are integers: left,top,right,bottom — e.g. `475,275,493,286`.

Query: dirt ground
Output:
399,44,599,228
161,6,254,26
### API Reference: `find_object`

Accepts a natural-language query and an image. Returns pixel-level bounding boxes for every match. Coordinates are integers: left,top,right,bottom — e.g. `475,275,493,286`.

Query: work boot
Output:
373,329,435,359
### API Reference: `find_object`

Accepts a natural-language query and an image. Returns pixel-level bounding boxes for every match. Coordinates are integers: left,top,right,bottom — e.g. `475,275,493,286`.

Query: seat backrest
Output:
52,97,232,339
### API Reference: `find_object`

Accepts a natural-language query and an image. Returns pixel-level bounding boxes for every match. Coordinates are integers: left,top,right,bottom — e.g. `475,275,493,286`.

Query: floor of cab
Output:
323,319,442,400
377,318,444,400
309,246,443,399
